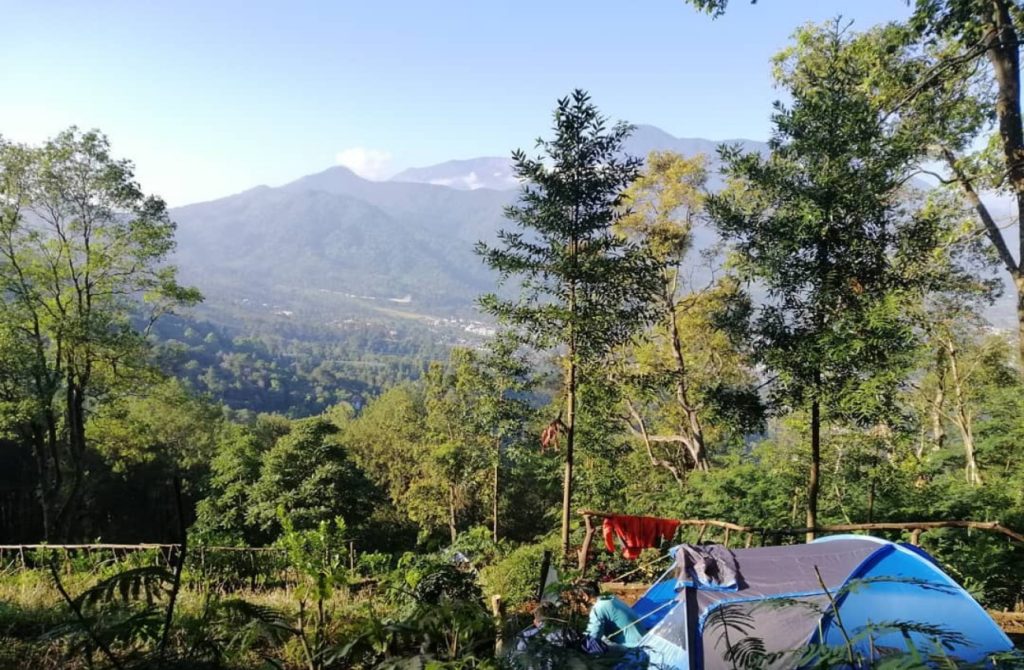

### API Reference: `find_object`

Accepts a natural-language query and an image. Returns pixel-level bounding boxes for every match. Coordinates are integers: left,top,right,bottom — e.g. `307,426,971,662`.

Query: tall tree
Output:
906,0,1024,364
476,90,660,557
616,152,713,473
249,417,378,537
708,22,947,540
614,151,761,477
423,351,493,542
687,0,1024,365
344,383,429,527
474,334,535,542
908,189,1002,476
0,129,200,539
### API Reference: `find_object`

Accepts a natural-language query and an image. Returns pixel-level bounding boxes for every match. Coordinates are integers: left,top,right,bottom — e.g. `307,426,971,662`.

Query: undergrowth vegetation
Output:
1,526,1021,669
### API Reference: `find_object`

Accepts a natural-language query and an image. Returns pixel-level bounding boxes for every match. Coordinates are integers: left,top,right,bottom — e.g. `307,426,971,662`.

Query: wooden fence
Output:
0,543,284,566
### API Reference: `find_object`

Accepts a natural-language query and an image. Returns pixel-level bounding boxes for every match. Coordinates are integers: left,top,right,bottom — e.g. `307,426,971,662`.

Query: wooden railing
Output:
578,510,1024,572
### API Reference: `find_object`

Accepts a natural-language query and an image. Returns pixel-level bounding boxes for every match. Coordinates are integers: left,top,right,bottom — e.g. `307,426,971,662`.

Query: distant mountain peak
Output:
388,126,767,191
390,157,518,191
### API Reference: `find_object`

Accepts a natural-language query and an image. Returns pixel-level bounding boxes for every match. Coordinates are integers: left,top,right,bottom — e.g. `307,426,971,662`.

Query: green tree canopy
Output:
249,417,380,538
708,21,958,537
0,128,200,539
476,90,661,556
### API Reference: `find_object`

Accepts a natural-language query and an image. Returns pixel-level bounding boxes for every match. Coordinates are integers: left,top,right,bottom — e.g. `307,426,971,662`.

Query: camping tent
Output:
626,535,1014,669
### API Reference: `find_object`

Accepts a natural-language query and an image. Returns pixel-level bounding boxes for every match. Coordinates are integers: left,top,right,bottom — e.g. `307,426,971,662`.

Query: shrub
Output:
355,550,392,578
479,539,559,608
413,563,483,606
449,525,509,568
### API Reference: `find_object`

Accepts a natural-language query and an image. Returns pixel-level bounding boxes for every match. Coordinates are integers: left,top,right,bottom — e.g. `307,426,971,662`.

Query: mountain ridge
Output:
386,124,767,191
169,125,1015,337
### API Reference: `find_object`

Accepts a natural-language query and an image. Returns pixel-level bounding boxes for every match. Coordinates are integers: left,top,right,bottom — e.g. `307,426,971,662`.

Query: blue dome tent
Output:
622,535,1014,669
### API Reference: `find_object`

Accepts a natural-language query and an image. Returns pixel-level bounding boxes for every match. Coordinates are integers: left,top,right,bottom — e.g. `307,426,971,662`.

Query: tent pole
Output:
681,550,700,669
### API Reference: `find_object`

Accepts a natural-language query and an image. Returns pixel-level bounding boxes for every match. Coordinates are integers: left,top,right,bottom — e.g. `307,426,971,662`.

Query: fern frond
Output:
74,566,174,610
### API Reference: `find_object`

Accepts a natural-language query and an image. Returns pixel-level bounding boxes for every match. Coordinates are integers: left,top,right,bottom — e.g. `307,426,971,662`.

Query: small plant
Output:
356,551,393,579
276,509,350,670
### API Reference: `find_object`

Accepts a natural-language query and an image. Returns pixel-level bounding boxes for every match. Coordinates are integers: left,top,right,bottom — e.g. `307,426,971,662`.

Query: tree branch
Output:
942,145,1020,275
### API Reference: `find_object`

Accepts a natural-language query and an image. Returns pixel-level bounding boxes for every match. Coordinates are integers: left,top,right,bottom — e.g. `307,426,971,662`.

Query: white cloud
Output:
334,147,393,180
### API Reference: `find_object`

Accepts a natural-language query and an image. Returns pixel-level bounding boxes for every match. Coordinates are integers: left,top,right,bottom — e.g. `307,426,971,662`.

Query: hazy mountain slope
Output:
280,166,513,245
172,179,510,313
170,128,764,326
170,124,1017,335
624,124,765,159
390,157,517,190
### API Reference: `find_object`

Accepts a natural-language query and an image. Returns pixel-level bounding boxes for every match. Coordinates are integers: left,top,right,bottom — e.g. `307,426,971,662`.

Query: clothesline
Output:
580,510,1024,542
576,509,1024,573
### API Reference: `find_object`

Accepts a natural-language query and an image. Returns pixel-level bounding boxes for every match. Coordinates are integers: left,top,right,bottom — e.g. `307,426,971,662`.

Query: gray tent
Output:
624,535,1013,668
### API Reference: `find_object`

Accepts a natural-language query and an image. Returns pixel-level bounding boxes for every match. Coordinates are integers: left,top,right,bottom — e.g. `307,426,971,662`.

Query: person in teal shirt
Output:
580,581,648,647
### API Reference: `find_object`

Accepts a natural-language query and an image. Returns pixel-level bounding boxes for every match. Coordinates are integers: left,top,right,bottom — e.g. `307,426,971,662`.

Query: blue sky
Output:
2,1,911,205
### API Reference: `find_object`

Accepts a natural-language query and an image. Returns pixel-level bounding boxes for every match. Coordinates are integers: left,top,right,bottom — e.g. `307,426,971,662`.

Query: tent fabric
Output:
673,544,741,590
624,535,1014,669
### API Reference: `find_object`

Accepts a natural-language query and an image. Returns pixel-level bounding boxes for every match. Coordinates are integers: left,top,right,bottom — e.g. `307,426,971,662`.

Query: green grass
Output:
0,567,371,670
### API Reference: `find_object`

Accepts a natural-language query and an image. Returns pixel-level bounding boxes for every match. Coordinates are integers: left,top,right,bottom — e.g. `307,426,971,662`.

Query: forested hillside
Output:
152,314,446,417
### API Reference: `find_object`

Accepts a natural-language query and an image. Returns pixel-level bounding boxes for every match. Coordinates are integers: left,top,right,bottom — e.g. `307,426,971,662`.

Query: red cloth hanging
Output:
602,515,681,560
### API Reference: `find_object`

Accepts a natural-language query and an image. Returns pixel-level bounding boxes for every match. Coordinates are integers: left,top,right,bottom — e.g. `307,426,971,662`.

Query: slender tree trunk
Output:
931,348,947,452
448,485,458,544
867,454,877,524
807,232,827,544
55,381,87,540
987,1,1024,239
981,2,1024,364
561,267,578,560
945,341,983,485
806,383,821,543
492,450,500,543
665,285,710,471
28,424,53,541
28,401,63,542
561,351,576,560
1017,277,1024,365
944,147,1024,365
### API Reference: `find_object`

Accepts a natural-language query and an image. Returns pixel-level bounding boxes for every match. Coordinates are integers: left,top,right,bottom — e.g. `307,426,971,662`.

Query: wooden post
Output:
910,528,923,546
349,541,356,571
536,550,552,602
578,514,596,573
696,523,708,544
491,595,506,655
724,528,732,547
